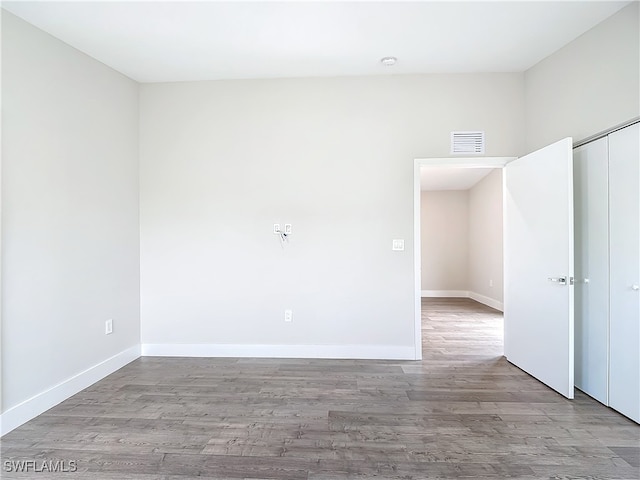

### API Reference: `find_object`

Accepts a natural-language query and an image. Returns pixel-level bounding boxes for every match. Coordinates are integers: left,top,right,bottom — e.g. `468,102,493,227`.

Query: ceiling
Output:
2,1,630,83
420,166,496,191
3,1,629,191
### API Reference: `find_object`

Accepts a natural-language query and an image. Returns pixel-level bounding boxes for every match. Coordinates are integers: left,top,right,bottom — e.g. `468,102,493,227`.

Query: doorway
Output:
412,157,515,359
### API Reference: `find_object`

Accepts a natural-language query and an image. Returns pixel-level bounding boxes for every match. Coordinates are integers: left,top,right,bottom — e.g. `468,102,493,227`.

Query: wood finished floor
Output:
1,298,639,479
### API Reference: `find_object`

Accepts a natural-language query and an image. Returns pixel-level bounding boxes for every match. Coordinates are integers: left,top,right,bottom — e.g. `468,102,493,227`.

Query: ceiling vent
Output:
451,131,485,154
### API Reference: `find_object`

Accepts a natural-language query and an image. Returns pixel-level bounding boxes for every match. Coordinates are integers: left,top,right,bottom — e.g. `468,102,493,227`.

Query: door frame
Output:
413,156,516,359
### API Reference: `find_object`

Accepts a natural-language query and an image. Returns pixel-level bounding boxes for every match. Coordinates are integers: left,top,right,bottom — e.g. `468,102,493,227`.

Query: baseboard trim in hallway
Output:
0,345,140,436
468,291,503,312
421,289,470,298
421,290,503,312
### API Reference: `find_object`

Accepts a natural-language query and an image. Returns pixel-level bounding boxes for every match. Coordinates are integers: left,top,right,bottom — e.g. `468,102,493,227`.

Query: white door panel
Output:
609,122,640,423
573,138,609,404
504,137,574,399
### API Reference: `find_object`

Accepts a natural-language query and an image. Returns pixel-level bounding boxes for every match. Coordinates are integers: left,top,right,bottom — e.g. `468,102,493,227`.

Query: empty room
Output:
1,1,639,479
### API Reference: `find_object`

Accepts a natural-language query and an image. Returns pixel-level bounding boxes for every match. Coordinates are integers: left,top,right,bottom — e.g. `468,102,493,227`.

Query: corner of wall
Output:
524,2,640,151
0,346,140,437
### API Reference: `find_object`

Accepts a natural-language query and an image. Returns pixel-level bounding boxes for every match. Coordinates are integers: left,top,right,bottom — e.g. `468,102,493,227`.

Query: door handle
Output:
632,285,639,291
548,276,567,285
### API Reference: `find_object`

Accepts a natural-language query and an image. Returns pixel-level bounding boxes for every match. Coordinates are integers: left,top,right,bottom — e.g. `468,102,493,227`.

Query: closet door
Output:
609,122,640,423
573,138,609,404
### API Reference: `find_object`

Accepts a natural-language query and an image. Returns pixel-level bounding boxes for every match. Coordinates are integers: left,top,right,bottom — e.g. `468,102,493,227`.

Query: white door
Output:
573,138,609,404
608,122,640,423
504,137,574,399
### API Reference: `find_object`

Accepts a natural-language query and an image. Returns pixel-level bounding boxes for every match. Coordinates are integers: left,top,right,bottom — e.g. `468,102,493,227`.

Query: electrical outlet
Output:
284,224,292,235
105,319,113,335
284,309,293,323
273,224,281,234
489,279,494,287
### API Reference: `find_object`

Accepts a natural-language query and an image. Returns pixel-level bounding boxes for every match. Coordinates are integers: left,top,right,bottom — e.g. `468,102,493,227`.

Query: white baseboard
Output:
469,291,504,312
421,290,503,312
421,290,469,297
0,345,140,437
142,343,417,360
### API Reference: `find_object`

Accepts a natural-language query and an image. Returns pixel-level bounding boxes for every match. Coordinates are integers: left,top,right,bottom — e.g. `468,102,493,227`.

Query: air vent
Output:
451,131,485,154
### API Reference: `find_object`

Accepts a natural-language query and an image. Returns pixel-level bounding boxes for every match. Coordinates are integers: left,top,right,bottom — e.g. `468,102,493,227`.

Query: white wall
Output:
468,169,503,308
420,190,469,293
525,2,640,151
1,12,140,431
140,74,524,357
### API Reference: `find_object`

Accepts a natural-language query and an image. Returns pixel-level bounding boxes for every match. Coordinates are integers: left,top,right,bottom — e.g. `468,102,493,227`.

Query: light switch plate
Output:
392,239,405,251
